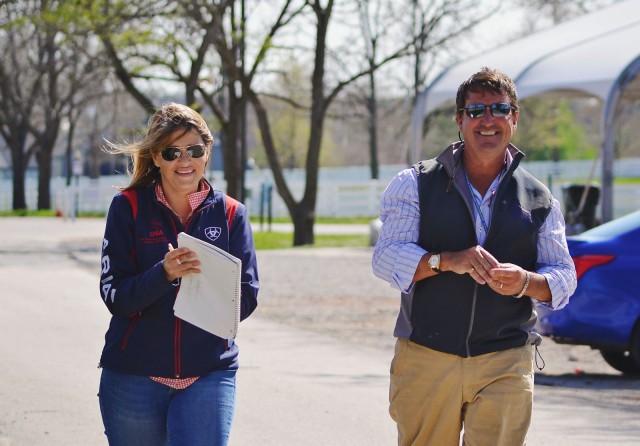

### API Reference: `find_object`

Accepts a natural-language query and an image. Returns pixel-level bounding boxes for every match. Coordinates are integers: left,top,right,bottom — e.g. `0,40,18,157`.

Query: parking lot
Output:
1,217,639,445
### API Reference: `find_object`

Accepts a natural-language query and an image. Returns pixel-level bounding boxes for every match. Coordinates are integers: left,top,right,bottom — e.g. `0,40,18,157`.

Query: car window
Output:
581,210,640,238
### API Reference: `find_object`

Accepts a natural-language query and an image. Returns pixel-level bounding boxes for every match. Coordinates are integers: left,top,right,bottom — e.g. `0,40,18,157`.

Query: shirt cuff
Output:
535,270,572,310
392,244,428,293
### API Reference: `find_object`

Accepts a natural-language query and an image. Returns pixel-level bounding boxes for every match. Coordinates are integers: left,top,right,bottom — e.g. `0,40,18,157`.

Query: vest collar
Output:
435,142,526,183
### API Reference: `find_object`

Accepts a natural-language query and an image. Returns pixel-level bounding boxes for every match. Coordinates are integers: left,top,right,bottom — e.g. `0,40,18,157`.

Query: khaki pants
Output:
389,338,534,446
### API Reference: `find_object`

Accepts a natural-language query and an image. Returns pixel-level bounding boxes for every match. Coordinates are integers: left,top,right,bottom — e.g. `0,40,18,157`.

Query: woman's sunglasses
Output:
161,144,207,161
459,103,514,119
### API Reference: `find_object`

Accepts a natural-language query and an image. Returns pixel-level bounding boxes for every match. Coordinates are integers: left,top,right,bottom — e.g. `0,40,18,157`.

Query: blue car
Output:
536,210,640,373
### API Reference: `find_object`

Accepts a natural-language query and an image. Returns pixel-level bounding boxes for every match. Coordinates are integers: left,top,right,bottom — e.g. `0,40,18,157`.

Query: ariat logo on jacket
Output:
204,226,222,241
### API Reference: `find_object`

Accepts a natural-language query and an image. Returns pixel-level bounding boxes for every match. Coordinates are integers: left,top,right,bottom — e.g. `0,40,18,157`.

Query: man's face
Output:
456,90,518,156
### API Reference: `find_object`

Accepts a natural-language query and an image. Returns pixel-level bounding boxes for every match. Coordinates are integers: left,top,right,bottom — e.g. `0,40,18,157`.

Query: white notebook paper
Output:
173,232,241,339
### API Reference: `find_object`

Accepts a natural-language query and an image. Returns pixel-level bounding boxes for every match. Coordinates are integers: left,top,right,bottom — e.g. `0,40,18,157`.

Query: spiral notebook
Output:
173,232,241,339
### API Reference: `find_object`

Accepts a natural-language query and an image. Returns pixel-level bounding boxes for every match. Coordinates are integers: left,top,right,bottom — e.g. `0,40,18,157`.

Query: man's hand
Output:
487,263,527,295
442,245,500,285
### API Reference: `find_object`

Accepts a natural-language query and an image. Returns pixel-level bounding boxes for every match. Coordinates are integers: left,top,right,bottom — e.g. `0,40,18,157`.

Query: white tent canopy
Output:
411,0,640,222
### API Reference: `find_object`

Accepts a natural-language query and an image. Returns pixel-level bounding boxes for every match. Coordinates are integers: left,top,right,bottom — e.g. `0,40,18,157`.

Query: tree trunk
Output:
9,132,29,210
11,162,27,210
246,1,333,246
247,88,316,245
36,148,53,210
291,205,315,246
222,84,243,200
367,70,379,180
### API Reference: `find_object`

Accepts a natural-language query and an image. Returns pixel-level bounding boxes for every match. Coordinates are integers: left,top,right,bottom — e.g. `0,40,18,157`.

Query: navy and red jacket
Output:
98,181,259,378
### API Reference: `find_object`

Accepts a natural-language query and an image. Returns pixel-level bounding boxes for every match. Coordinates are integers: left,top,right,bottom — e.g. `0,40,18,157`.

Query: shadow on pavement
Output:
536,372,640,390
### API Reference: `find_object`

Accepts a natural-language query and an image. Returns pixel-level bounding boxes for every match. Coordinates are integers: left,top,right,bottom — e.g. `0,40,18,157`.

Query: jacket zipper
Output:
170,211,197,378
450,177,479,357
156,196,213,378
465,284,478,357
168,214,182,378
165,200,213,377
174,317,181,377
442,149,522,356
453,162,516,357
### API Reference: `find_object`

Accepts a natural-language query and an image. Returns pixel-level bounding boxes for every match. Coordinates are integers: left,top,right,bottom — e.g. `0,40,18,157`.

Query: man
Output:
372,67,576,446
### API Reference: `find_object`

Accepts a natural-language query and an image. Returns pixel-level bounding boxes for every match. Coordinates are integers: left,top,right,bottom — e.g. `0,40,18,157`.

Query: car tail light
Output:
573,255,615,280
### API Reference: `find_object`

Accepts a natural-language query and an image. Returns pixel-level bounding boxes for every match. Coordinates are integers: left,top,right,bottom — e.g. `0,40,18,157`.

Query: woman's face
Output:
152,129,209,198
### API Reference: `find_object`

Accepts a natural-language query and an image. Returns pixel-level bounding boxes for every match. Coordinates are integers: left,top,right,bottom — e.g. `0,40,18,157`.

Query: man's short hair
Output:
455,67,519,115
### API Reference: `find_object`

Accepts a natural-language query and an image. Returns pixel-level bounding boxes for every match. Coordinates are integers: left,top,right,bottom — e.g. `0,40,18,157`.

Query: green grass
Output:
0,211,374,223
613,177,640,185
250,216,376,225
0,209,58,217
0,209,105,218
560,177,640,185
253,231,369,250
0,211,369,249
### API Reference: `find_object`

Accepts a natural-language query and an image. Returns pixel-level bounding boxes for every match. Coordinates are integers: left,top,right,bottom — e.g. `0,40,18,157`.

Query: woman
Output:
98,103,259,445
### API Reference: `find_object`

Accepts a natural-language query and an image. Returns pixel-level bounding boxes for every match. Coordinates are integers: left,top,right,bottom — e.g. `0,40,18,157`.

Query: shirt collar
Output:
155,180,211,223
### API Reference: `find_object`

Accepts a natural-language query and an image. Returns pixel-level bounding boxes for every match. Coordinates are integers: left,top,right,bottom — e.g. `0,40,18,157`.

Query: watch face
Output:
429,254,440,268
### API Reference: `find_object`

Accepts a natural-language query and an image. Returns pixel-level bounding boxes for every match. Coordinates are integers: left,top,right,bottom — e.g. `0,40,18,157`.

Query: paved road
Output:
1,217,639,445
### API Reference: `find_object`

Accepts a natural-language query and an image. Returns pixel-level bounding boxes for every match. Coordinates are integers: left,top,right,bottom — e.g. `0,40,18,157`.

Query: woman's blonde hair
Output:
106,103,214,191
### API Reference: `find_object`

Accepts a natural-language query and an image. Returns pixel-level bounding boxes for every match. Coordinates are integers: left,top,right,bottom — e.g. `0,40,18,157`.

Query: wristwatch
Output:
428,253,442,273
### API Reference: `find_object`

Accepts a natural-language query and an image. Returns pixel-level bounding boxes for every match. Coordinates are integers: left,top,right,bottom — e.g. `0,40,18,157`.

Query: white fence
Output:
1,160,639,219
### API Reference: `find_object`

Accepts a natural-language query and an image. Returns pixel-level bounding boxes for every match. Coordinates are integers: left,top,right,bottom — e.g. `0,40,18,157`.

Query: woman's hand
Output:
163,247,200,282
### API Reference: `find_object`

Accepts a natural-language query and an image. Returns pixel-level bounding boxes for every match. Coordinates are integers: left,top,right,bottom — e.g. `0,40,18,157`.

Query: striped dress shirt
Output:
372,166,577,310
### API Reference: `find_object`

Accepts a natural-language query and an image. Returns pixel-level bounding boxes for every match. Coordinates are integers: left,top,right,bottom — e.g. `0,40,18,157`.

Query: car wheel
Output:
599,349,640,374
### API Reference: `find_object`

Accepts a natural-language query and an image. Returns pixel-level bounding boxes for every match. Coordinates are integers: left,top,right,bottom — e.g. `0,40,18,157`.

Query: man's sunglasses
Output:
459,103,514,119
161,144,207,161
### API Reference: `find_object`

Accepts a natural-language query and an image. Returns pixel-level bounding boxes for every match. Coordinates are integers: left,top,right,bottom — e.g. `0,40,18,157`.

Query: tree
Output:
90,0,232,188
73,0,509,245
614,89,640,159
242,1,383,243
515,0,620,31
0,0,105,210
246,0,499,244
513,95,597,161
83,0,304,201
343,0,497,179
251,59,314,169
355,0,385,179
0,4,36,210
184,1,307,201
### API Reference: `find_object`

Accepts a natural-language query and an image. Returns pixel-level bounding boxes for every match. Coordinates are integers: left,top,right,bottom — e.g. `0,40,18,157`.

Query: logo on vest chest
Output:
204,226,222,242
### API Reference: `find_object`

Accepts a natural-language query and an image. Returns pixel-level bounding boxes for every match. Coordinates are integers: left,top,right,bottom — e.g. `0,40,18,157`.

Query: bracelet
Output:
513,271,530,298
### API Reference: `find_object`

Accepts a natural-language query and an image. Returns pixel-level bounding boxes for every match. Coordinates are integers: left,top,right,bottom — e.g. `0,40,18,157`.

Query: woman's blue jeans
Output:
98,368,236,446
